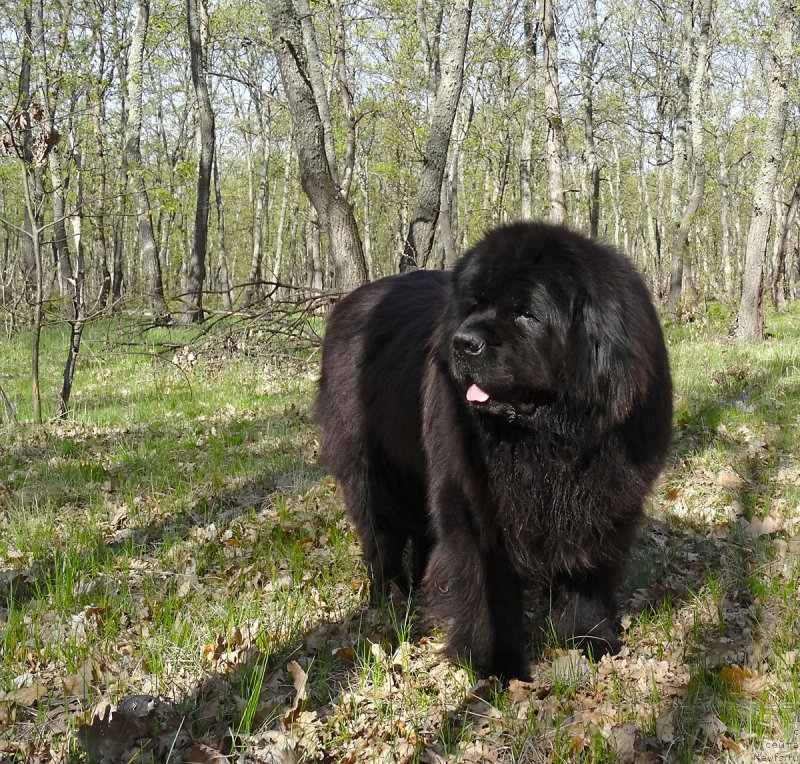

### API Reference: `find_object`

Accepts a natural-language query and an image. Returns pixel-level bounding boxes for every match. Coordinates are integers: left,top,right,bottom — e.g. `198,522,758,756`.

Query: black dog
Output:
316,222,672,679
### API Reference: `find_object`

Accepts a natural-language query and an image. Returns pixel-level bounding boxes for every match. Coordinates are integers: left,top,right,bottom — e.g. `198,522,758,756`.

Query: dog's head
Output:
446,222,657,423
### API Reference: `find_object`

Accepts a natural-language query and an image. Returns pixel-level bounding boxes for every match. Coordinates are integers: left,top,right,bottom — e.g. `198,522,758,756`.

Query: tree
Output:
124,0,168,323
399,0,473,272
736,0,794,342
579,0,601,237
665,0,714,316
264,0,368,291
519,0,538,220
184,0,215,323
540,0,567,224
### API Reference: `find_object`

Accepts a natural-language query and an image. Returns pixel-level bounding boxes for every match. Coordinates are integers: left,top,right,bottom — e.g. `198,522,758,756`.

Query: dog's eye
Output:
516,309,539,322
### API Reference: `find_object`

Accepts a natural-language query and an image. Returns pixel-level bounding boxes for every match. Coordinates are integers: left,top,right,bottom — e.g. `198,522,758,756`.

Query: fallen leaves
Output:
719,665,772,697
282,661,309,726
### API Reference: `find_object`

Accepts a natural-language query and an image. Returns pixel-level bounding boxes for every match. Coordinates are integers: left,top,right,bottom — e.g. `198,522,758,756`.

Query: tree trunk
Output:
669,0,713,312
717,136,735,300
307,206,323,290
58,141,86,418
540,0,567,225
399,0,473,272
736,0,793,342
358,159,374,280
271,152,293,290
265,0,367,291
49,141,75,299
18,1,40,304
664,0,694,317
243,108,270,308
125,0,168,323
92,84,112,312
519,0,538,219
579,0,600,237
184,0,214,323
771,175,800,308
212,148,233,311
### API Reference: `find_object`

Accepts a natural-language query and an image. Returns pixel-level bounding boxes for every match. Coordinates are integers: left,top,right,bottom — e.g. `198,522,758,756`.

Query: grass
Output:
1,304,800,761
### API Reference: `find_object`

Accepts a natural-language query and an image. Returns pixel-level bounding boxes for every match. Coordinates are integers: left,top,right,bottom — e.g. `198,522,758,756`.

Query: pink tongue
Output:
466,383,490,403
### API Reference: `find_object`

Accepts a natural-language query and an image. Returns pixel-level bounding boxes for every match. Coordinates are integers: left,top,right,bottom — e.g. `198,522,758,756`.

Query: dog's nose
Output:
452,331,486,356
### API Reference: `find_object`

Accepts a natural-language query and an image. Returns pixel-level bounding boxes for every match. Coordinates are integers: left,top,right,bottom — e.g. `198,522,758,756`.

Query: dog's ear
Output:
568,288,643,424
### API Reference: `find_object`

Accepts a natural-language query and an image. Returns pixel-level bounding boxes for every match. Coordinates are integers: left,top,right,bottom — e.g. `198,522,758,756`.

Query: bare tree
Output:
184,0,215,323
399,0,473,272
265,0,368,291
736,0,794,341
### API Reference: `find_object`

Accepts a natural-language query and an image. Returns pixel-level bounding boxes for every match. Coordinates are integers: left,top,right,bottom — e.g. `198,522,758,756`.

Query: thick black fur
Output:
316,222,672,680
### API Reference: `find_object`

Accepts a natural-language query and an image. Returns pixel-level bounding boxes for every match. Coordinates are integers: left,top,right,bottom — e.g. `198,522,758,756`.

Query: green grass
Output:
1,305,800,761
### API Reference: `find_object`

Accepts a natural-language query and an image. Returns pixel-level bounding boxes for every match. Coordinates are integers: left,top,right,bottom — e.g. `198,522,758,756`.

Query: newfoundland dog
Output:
316,222,672,679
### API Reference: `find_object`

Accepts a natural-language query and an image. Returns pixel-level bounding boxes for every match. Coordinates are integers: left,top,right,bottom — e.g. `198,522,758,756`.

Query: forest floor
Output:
1,305,800,763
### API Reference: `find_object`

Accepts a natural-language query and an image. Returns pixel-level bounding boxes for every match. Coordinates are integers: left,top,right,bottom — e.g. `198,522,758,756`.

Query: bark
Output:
307,206,323,290
540,0,567,225
185,0,215,323
265,0,367,290
400,0,473,272
736,0,793,342
125,0,168,322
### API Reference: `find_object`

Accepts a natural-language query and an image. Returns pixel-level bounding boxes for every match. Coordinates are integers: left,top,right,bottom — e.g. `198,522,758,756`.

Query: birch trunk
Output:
736,0,793,341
